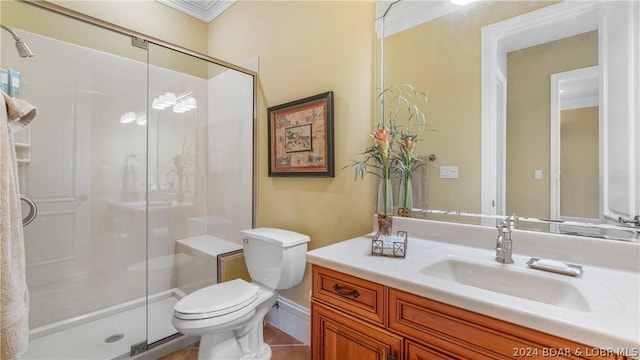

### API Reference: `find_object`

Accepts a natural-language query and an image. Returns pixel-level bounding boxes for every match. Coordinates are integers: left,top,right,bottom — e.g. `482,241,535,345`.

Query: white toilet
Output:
172,228,310,360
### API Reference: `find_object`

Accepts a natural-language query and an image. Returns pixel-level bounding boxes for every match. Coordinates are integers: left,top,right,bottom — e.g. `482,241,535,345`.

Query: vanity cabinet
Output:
311,265,625,360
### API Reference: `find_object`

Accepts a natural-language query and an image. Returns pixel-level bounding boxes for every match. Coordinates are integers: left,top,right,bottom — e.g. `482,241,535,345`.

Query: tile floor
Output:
160,322,310,360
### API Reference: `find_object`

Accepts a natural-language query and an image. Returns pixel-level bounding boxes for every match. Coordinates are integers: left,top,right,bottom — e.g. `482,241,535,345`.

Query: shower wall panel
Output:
2,29,149,330
207,67,255,242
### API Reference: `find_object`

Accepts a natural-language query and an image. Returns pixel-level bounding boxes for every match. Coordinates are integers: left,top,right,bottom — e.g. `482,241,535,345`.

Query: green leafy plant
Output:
345,84,429,215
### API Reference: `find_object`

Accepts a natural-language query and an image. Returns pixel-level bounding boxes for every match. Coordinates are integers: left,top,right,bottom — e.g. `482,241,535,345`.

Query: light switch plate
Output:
534,170,543,180
440,166,458,179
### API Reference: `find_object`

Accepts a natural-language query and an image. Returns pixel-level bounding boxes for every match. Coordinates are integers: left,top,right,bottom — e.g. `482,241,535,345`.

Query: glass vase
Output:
376,177,393,235
398,174,413,217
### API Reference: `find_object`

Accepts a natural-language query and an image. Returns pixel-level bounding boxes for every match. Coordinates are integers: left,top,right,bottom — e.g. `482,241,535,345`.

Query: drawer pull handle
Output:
333,284,360,298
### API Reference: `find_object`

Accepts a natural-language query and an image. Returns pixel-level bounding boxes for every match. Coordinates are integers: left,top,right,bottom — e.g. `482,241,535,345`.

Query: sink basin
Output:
421,258,592,312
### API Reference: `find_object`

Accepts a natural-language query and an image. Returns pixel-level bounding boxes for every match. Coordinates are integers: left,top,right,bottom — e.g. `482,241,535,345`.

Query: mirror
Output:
376,0,639,241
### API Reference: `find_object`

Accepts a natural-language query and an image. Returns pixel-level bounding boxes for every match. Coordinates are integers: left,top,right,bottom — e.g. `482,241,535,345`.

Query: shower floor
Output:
23,291,180,360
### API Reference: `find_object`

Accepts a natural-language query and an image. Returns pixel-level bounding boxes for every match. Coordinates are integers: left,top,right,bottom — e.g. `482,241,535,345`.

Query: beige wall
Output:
2,1,140,63
507,31,598,219
207,1,377,306
561,107,599,219
50,0,209,54
3,1,213,79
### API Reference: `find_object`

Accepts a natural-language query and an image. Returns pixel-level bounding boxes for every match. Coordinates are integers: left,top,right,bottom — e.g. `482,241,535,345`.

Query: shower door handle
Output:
20,195,37,227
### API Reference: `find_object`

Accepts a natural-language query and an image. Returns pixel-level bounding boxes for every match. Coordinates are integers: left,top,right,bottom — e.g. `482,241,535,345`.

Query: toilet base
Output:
194,291,278,359
197,332,271,360
198,332,237,359
241,343,271,360
254,343,272,360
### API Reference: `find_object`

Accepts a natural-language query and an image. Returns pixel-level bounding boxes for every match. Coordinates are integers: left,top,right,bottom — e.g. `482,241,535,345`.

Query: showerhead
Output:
15,40,34,58
1,24,34,58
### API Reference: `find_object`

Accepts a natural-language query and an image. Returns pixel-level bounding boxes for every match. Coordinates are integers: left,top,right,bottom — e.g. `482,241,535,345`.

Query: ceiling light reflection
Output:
152,93,197,114
120,112,136,124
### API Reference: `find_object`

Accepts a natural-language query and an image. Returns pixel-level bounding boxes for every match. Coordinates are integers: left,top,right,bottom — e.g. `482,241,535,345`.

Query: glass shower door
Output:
144,44,206,345
2,2,151,358
2,1,256,358
145,43,256,345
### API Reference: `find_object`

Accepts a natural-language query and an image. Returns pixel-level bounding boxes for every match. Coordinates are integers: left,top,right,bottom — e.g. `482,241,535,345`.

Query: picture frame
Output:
267,91,334,177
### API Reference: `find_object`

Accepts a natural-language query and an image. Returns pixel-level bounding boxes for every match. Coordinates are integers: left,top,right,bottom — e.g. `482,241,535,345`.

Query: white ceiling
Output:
155,0,236,23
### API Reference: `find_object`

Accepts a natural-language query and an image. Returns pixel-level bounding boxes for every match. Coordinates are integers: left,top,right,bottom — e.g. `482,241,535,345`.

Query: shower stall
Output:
1,1,256,359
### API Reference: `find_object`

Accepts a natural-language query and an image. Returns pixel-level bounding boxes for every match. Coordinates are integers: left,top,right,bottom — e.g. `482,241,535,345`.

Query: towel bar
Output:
20,195,37,227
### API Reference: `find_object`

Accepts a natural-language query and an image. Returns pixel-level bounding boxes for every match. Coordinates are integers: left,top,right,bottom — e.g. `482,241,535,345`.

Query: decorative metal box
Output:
371,230,408,258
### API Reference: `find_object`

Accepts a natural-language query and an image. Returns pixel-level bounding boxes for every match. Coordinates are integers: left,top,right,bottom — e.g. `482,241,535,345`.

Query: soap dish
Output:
527,258,583,277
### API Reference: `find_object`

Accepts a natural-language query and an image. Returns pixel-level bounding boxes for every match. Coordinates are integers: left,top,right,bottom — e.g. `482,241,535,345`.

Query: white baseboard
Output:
265,296,310,345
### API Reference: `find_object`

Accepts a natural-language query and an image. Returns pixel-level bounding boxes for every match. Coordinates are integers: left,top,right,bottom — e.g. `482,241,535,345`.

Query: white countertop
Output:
306,217,640,355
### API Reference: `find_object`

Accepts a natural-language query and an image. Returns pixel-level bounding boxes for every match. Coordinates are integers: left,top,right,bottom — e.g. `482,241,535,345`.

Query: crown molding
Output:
155,0,236,23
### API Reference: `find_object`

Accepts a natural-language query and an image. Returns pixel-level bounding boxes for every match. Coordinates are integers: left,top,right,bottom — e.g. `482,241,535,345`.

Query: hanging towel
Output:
1,90,37,360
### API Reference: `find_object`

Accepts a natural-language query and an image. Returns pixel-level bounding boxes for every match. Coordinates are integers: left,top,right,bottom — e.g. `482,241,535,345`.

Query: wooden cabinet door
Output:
312,302,402,360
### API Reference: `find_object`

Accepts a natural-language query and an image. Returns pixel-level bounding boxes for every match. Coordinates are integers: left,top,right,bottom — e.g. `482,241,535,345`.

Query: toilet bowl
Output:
172,228,310,359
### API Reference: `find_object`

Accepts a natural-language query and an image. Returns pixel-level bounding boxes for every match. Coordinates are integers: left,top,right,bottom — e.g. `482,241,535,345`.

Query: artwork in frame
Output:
267,91,334,177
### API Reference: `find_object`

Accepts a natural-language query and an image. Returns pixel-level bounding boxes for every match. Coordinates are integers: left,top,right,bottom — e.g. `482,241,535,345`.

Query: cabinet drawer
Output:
312,265,386,325
389,289,620,360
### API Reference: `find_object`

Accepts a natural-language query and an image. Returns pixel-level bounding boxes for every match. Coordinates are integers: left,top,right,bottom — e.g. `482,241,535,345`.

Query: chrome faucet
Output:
495,214,516,264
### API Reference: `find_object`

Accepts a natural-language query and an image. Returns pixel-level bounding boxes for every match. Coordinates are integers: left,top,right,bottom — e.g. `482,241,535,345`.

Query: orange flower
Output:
401,134,418,156
370,126,392,157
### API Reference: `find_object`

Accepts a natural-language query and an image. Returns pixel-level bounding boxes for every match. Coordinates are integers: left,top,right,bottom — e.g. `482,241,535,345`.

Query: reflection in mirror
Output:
377,0,639,241
551,66,599,224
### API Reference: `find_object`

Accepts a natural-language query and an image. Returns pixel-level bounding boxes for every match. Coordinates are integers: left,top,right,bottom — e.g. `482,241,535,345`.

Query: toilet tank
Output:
240,228,310,290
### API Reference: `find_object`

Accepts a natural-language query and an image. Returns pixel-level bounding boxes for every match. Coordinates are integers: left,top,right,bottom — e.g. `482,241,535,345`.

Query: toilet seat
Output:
174,279,260,320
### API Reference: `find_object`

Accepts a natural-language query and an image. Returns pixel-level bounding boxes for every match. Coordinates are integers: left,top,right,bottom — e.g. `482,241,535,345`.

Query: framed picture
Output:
267,91,334,177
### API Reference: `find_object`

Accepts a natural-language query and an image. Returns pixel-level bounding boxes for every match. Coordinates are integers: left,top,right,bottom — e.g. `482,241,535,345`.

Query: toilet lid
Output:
174,279,260,320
